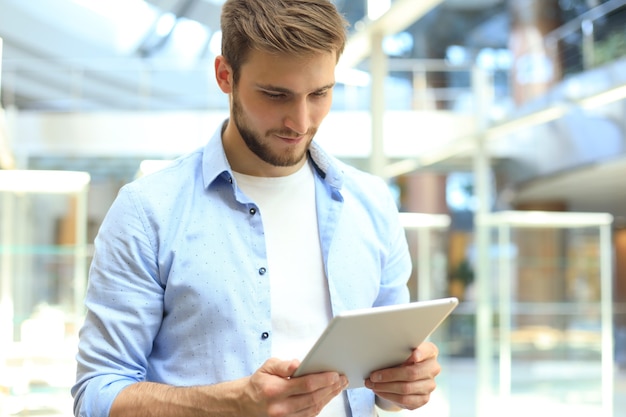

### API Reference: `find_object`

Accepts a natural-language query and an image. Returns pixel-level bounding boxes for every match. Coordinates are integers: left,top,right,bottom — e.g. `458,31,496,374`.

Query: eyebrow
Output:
256,83,336,94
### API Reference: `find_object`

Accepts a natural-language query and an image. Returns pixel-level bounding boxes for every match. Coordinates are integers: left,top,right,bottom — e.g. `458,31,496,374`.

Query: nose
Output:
284,99,309,136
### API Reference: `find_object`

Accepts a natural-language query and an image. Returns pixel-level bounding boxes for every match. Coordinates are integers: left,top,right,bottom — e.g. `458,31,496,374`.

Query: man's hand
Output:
364,342,441,411
241,358,349,417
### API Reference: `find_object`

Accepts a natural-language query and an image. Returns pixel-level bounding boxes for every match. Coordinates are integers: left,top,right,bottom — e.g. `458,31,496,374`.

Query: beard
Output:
231,91,316,168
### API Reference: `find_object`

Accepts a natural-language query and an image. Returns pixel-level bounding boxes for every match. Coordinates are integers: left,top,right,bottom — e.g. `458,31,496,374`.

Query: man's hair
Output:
220,0,348,82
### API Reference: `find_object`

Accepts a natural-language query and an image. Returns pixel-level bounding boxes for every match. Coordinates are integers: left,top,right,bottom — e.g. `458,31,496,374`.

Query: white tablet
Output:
291,297,458,389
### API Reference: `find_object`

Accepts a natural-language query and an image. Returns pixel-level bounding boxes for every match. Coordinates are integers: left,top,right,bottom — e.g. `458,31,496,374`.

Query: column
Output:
509,0,562,105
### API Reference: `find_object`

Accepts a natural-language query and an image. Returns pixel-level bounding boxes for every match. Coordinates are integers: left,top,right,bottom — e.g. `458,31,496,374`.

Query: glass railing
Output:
399,210,621,417
546,0,626,78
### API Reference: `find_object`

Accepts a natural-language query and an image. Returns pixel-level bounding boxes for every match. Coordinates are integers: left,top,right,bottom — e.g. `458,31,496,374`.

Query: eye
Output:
311,88,332,99
262,91,286,100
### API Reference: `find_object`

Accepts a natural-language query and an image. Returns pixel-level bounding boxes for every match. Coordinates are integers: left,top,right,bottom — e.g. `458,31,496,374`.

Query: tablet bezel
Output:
291,297,458,389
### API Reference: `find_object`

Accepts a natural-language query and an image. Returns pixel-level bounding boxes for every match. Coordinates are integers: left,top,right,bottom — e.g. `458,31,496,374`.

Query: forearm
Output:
110,379,249,417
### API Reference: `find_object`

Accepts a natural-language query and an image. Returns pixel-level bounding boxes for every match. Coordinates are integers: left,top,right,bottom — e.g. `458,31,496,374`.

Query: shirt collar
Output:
202,120,232,189
308,141,344,190
201,119,345,190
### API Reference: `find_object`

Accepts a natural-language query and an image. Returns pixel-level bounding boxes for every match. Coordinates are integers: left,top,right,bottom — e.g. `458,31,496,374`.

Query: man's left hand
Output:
364,342,441,411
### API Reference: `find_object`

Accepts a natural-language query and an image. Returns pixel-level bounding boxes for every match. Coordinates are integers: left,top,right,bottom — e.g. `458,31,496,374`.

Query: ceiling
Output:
511,156,626,222
0,0,509,111
1,0,625,220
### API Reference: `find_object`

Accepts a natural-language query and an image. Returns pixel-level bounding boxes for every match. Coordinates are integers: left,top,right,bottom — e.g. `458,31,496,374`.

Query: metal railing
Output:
546,0,626,77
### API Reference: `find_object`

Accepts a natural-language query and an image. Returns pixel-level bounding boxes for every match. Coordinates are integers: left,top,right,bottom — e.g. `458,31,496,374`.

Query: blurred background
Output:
0,0,625,416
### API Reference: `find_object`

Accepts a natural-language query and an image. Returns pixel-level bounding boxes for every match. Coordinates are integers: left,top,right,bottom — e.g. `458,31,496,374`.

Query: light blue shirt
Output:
72,121,411,417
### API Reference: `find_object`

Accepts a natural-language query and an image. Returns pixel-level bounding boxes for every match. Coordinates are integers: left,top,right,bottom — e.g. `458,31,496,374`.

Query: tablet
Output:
291,297,458,389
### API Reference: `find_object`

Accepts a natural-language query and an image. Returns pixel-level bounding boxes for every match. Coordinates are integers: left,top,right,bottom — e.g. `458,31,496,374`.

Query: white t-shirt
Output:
234,161,350,416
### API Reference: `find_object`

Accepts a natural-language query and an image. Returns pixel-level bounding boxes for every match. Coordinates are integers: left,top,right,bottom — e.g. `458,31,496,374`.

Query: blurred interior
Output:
1,1,625,416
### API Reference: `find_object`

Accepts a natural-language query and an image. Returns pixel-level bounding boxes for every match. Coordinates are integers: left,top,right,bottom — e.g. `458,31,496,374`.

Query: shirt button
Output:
261,332,270,340
258,267,267,275
249,207,256,215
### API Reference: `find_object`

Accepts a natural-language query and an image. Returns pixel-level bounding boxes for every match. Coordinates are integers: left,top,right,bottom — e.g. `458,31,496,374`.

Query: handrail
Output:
545,0,626,44
545,0,626,73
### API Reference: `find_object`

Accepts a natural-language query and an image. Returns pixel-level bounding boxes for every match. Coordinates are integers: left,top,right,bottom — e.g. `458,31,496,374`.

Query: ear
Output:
215,55,234,94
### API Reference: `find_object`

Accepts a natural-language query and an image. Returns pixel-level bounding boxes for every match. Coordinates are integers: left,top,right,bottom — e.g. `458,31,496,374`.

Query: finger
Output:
270,373,348,416
367,359,441,386
405,342,439,365
374,389,433,411
369,376,437,411
418,341,439,359
291,371,348,394
368,375,437,396
261,358,301,379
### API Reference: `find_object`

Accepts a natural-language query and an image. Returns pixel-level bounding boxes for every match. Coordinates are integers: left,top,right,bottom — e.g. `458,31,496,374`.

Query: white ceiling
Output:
0,0,226,110
1,0,624,221
512,155,626,218
0,0,511,110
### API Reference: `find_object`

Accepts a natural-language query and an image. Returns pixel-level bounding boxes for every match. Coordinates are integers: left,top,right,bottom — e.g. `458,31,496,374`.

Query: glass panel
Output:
505,227,604,409
0,173,89,417
478,211,614,417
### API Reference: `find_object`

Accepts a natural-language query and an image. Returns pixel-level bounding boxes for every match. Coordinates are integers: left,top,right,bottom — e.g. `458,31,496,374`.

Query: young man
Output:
72,1,441,416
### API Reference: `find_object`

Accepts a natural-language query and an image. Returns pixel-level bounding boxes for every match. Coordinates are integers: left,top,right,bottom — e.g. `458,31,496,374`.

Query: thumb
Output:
261,358,301,378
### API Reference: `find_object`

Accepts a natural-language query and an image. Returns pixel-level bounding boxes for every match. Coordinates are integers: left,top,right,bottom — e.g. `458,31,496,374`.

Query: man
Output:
72,1,441,416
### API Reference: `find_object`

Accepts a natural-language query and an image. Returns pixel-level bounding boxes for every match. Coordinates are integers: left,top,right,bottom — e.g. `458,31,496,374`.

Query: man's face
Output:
223,49,336,176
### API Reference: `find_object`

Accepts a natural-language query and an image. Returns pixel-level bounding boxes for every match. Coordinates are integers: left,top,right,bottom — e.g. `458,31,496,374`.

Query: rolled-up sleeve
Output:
72,185,164,417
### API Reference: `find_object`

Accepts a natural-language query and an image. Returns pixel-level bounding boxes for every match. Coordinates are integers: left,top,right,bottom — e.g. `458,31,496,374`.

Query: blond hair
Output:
220,0,348,81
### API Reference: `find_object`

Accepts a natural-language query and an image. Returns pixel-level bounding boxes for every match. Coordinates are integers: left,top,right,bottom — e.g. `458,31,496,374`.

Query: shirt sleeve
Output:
373,176,412,308
72,184,164,417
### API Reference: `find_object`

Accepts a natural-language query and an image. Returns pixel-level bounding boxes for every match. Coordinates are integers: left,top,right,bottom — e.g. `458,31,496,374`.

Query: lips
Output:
275,134,304,143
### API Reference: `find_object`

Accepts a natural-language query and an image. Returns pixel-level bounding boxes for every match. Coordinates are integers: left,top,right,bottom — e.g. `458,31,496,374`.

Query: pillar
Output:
509,0,562,105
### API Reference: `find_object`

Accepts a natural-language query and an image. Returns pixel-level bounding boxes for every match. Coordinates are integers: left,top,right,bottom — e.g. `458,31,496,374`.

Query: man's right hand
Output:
241,358,348,417
110,358,348,417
